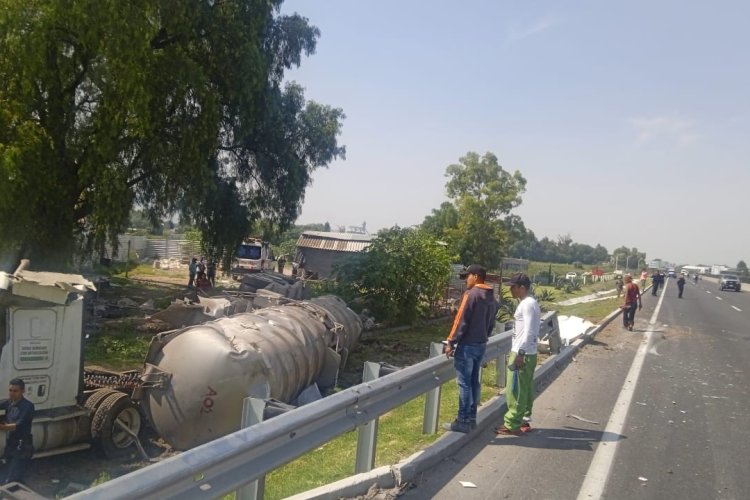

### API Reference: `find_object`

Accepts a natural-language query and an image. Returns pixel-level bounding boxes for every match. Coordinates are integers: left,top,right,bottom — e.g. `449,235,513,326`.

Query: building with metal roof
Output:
295,231,373,279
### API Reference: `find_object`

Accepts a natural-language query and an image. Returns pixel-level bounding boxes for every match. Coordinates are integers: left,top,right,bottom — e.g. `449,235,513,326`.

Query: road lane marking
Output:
716,296,723,301
706,290,711,294
732,306,742,312
577,285,666,500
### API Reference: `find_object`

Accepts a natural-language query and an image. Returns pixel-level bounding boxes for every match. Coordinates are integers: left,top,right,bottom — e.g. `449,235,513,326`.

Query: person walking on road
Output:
651,270,662,296
621,274,642,331
496,273,539,436
443,265,498,433
640,269,648,288
615,276,624,298
677,274,686,298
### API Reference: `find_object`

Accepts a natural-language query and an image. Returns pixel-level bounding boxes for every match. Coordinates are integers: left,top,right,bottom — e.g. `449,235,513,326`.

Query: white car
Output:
565,272,578,280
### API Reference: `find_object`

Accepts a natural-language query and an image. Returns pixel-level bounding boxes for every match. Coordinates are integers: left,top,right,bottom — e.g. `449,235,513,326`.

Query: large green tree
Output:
439,152,526,269
0,0,344,269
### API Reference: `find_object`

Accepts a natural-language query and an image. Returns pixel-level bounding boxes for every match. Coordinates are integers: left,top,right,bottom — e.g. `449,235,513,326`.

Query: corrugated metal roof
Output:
296,231,372,253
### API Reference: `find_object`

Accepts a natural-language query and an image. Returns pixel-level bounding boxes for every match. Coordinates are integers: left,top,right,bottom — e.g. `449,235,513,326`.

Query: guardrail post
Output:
422,342,445,434
496,352,508,388
355,362,381,473
237,397,267,500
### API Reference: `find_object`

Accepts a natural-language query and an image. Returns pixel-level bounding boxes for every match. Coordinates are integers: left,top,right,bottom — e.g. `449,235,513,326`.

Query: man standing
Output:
206,259,217,288
651,269,661,296
621,274,642,330
677,274,686,298
640,269,648,289
443,265,498,433
188,257,198,288
497,273,539,436
0,379,34,485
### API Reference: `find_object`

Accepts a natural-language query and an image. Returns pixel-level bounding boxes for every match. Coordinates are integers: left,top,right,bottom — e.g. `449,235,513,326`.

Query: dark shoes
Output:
443,419,472,433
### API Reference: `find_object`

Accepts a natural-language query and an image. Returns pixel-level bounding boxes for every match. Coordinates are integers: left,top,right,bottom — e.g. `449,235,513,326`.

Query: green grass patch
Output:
265,360,501,499
556,296,621,323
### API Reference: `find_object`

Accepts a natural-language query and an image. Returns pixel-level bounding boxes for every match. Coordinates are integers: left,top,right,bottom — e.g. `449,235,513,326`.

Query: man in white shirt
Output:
496,273,540,436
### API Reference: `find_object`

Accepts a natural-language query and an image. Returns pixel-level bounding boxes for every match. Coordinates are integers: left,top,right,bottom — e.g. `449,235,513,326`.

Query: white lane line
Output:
706,290,712,294
577,285,665,499
716,296,723,301
732,306,742,312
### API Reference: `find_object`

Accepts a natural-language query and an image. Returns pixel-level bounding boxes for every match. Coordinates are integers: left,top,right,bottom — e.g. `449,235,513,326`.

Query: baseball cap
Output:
507,272,531,288
459,264,487,280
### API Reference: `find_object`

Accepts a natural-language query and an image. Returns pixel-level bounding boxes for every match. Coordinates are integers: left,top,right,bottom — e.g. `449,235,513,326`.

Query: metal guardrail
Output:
70,312,558,500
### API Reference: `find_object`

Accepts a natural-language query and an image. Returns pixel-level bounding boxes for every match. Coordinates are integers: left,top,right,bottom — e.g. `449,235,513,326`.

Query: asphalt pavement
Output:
398,277,750,500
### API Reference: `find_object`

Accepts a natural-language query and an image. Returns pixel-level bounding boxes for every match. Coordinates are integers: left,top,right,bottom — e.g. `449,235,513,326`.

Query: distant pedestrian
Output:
277,255,286,275
677,275,686,298
621,274,642,331
443,265,498,433
651,270,661,296
615,276,624,298
188,258,198,288
197,257,206,275
640,270,648,288
694,274,699,284
496,272,539,436
0,379,35,485
206,259,216,287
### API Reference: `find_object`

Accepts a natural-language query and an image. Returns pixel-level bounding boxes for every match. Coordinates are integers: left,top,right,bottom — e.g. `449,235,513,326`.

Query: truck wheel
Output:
84,389,120,420
91,392,143,458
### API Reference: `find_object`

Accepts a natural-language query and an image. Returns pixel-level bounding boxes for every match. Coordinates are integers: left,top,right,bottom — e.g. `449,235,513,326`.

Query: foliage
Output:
333,227,452,325
270,222,328,259
611,246,647,271
496,285,518,324
737,260,748,277
532,288,556,303
0,1,344,269
421,201,460,253
554,277,582,293
84,334,151,368
420,152,526,269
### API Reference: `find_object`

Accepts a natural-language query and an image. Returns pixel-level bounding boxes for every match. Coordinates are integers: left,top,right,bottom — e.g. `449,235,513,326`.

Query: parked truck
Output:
0,261,362,459
231,238,273,279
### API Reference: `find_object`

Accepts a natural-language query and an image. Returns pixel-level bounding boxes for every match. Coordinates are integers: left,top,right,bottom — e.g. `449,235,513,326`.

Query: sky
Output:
280,0,750,266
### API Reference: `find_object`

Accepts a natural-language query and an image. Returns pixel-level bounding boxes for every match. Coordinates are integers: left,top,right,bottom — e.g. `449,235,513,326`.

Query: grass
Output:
265,357,501,499
556,296,622,322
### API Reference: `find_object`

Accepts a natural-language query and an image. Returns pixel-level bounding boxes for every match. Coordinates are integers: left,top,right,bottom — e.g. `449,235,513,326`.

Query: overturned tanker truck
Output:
0,261,362,458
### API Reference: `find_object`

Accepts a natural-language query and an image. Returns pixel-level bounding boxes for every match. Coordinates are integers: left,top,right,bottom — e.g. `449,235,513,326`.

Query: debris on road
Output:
567,414,600,424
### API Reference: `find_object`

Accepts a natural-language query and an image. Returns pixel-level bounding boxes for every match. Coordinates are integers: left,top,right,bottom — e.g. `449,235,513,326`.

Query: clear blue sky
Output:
281,0,750,266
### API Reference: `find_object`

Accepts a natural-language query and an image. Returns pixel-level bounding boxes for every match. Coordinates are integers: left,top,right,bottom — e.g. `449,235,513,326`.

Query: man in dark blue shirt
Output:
0,378,35,485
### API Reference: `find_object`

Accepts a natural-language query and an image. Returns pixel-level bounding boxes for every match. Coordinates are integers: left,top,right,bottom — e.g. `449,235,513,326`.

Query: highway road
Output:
399,277,750,500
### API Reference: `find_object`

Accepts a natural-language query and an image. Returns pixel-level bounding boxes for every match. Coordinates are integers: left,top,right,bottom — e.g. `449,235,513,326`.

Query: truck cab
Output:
231,239,273,280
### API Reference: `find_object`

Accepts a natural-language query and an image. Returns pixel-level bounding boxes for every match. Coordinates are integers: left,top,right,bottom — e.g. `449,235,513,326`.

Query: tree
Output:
0,1,344,269
441,152,526,269
737,260,749,277
421,201,459,253
334,227,452,325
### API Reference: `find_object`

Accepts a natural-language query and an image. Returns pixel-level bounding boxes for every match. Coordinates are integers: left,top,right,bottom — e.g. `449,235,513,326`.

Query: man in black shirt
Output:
0,379,34,485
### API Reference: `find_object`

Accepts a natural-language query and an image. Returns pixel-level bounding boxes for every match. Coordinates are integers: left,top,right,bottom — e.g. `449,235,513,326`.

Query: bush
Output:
332,227,452,325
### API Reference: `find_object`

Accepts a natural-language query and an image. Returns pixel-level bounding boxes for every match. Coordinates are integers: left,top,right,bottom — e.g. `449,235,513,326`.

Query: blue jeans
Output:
453,342,487,422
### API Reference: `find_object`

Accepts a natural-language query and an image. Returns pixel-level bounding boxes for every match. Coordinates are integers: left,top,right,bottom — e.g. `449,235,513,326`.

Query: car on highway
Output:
719,274,741,292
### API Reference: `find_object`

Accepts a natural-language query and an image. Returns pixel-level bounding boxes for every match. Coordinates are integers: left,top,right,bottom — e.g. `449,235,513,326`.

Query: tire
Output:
91,392,143,458
84,389,119,415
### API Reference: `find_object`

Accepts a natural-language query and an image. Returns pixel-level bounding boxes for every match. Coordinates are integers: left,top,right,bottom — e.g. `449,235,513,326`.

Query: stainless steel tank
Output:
138,296,362,450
